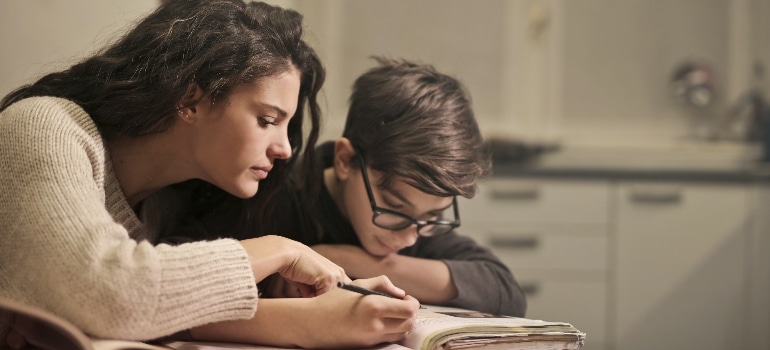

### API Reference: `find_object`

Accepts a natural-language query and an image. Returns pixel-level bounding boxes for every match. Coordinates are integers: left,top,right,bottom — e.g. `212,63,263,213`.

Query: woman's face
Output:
191,67,300,198
342,167,454,257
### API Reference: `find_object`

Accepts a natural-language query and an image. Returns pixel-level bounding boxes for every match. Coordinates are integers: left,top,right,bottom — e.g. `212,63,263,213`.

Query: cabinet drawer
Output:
516,270,608,346
459,222,609,271
460,179,610,224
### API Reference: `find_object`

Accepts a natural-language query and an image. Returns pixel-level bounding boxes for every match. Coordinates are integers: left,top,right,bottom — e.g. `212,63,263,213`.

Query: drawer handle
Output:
520,282,540,296
628,188,682,204
489,187,540,201
488,235,539,249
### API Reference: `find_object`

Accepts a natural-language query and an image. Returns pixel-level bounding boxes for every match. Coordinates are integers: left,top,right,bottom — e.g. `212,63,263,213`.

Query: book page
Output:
398,306,584,350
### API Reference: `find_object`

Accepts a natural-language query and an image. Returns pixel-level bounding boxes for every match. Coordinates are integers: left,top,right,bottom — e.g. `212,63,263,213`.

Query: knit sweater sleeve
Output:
0,97,258,340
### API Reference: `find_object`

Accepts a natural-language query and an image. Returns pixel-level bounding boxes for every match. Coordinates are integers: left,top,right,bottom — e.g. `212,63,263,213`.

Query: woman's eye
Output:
258,116,278,127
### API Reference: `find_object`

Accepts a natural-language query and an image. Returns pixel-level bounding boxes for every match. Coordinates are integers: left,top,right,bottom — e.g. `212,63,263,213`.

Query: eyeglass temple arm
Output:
354,149,379,208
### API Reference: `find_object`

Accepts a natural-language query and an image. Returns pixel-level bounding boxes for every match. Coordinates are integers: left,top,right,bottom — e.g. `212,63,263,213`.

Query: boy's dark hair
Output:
343,57,490,198
0,0,325,230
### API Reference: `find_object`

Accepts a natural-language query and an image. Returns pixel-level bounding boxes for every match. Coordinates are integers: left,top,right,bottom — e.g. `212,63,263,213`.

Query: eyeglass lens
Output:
372,211,456,236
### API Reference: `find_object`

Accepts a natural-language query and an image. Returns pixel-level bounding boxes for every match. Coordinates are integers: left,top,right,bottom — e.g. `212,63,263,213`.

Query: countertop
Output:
490,143,770,182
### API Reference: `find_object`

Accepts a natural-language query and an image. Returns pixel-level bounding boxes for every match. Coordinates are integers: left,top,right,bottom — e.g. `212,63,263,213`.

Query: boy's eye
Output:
418,208,447,221
382,197,403,210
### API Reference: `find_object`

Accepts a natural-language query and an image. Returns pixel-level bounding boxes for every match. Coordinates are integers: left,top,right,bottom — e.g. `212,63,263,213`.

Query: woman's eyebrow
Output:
257,102,289,118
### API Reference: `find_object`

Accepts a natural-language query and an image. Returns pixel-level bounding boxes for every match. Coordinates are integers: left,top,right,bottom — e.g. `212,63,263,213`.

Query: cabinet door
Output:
747,183,770,350
459,178,610,350
615,182,749,350
515,270,609,350
459,220,609,350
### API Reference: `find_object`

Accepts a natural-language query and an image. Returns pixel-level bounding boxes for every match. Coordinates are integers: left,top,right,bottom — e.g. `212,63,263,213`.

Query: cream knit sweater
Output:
0,97,258,340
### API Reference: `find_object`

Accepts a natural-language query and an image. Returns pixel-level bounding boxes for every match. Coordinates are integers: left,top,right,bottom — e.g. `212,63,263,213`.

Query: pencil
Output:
337,282,426,309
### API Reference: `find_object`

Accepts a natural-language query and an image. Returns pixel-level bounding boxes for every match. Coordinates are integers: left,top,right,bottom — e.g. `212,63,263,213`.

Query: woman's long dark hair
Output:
0,0,324,237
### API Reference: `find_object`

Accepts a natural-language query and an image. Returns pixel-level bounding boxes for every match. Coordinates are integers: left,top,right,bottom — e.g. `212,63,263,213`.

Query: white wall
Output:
294,0,516,142
2,0,767,149
560,0,730,144
0,1,158,97
294,0,768,148
753,0,770,96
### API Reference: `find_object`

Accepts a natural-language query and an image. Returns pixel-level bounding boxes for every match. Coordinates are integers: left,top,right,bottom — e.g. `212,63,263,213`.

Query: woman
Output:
0,1,417,348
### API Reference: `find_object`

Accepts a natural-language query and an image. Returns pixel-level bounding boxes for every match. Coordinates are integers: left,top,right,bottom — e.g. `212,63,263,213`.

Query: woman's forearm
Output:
189,279,419,349
190,298,304,347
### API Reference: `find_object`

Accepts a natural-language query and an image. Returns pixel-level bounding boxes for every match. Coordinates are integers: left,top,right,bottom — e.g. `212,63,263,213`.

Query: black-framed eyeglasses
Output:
354,148,460,237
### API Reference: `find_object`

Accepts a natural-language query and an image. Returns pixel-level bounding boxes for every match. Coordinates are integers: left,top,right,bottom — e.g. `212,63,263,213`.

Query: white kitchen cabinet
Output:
747,183,770,349
458,178,611,350
614,181,750,350
459,177,767,350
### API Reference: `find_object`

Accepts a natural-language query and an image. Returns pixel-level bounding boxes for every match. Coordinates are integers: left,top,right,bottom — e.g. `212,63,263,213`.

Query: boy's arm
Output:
313,231,527,316
312,244,459,304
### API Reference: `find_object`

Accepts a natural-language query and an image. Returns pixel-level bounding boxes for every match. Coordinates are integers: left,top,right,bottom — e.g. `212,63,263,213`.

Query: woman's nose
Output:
270,133,292,160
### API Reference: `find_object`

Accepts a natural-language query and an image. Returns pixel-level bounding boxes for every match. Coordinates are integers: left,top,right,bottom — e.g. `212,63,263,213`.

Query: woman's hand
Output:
190,275,420,348
239,235,349,297
293,275,419,348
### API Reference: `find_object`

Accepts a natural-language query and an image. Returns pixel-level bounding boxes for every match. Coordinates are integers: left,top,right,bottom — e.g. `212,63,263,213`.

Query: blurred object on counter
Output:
485,137,561,165
671,61,717,109
667,59,770,163
670,60,721,140
764,108,770,162
722,62,768,140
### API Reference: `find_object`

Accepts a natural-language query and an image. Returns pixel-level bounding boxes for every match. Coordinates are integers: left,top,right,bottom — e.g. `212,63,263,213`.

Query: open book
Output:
397,305,585,350
164,305,585,350
1,295,584,350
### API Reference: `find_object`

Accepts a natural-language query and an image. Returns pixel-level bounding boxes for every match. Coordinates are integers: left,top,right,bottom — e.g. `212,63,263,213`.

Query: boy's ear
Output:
333,138,356,181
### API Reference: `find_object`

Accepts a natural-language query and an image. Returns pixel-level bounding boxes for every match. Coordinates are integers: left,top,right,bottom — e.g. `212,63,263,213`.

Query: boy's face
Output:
341,166,454,257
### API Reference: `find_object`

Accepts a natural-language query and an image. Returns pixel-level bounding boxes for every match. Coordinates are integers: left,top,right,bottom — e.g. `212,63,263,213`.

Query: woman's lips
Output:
250,166,271,180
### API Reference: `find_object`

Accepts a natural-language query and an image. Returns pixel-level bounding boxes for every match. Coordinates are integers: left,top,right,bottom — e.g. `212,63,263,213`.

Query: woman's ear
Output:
177,83,205,123
333,138,356,181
